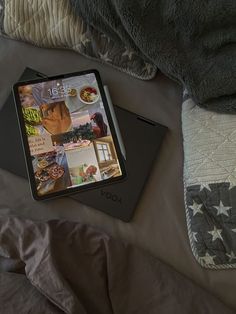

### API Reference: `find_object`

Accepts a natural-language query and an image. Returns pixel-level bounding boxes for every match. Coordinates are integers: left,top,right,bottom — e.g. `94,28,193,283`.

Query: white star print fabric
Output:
182,93,236,269
0,0,157,80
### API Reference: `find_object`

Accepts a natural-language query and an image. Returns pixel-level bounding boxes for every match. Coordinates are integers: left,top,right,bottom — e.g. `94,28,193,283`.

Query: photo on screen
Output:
62,75,100,113
93,136,122,179
51,124,94,149
39,101,72,135
21,101,73,136
32,148,72,196
65,143,102,186
70,110,91,128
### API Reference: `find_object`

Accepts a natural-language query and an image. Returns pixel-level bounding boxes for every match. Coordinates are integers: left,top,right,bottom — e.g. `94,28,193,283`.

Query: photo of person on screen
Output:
90,112,108,138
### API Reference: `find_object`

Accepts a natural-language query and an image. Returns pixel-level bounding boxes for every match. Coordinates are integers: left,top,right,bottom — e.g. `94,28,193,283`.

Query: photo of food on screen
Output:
18,73,123,196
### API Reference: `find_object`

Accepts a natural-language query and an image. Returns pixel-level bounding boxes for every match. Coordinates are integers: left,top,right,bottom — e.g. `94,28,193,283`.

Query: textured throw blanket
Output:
1,0,236,112
0,0,156,80
70,0,236,113
0,216,235,314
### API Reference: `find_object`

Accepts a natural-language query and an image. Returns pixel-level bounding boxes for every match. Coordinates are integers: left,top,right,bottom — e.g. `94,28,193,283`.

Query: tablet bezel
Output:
13,69,127,200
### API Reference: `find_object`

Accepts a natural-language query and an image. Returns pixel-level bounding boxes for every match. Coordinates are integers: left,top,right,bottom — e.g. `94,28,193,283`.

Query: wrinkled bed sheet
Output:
0,216,235,314
1,37,236,311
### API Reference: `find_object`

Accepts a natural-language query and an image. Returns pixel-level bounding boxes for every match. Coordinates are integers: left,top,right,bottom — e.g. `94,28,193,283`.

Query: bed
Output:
1,34,236,313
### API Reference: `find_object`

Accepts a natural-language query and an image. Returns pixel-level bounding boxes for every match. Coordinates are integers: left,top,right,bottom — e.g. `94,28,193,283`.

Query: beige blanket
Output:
1,0,157,80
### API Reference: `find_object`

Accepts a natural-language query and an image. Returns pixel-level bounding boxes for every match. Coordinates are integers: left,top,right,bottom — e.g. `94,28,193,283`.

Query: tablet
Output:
13,70,126,200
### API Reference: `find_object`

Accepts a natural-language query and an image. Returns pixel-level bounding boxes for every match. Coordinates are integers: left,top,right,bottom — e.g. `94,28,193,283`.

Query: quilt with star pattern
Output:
182,92,236,269
0,0,157,80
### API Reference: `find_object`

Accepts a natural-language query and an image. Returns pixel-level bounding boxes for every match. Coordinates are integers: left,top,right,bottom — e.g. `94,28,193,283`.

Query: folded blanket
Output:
70,0,236,113
0,216,235,314
0,0,157,80
182,92,236,269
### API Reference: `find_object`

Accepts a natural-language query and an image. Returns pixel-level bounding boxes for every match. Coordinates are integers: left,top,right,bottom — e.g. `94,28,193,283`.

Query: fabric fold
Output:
182,93,236,269
70,0,236,113
0,216,235,314
1,0,157,80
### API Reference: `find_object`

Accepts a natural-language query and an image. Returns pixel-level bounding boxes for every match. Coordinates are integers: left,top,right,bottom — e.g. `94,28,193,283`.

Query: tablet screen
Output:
14,70,126,199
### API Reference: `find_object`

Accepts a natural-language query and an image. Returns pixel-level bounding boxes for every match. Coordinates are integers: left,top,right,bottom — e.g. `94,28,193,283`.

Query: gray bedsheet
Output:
0,37,236,311
0,216,234,314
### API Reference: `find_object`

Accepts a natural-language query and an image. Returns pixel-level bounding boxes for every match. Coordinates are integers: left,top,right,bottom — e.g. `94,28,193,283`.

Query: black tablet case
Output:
0,68,167,221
